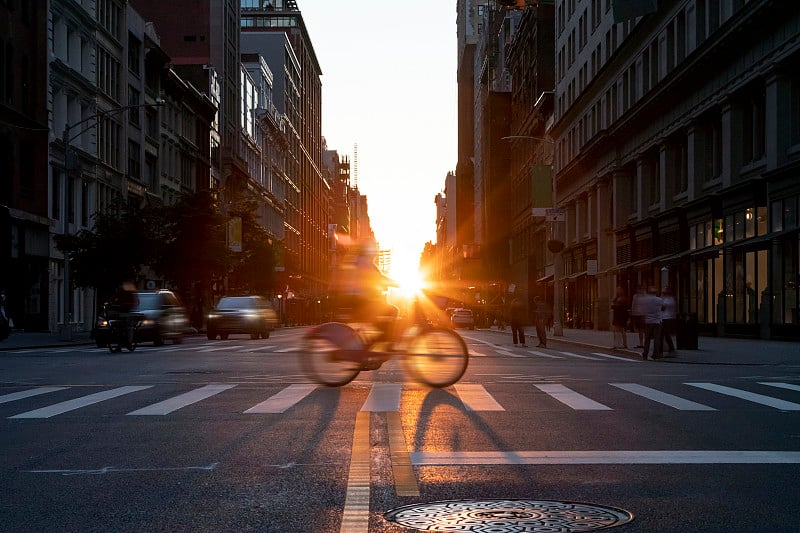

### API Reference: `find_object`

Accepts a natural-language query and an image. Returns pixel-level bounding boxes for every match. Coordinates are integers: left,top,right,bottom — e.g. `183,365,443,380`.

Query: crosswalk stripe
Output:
454,384,505,411
760,382,800,392
687,383,800,410
495,348,525,357
469,350,489,357
127,384,236,415
557,351,603,361
201,345,245,352
534,383,612,410
526,349,562,359
409,450,800,465
244,384,317,414
0,387,68,404
10,386,152,418
361,383,402,412
592,352,641,362
611,383,715,410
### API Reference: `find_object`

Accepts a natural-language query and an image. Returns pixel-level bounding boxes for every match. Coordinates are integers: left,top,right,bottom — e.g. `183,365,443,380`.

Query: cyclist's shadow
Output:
407,385,531,480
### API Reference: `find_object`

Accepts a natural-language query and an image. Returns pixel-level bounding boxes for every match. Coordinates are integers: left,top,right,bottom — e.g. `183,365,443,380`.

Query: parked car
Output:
206,295,278,340
94,290,189,347
450,308,475,330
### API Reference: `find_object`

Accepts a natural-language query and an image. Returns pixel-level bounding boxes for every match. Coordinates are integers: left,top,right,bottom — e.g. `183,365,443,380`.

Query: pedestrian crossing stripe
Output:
4,381,799,418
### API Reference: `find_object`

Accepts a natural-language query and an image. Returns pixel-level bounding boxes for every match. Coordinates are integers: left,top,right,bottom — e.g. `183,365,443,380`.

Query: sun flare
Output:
389,258,427,297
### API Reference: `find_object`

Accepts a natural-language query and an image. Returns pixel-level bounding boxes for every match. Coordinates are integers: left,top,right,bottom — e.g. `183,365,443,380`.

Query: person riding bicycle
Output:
329,239,399,346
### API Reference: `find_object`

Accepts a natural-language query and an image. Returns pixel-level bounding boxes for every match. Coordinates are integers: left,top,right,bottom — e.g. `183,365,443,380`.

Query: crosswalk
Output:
3,340,644,362
2,380,799,420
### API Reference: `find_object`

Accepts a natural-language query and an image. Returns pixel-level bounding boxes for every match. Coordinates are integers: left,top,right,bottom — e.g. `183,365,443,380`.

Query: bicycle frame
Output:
302,321,469,387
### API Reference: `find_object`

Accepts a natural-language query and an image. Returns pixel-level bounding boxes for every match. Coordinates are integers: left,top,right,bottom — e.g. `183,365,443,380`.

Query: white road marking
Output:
760,382,800,392
557,351,603,361
10,386,152,418
274,347,297,353
534,383,612,410
611,383,715,410
410,450,800,465
127,384,236,415
469,350,489,357
526,350,562,359
454,384,505,411
26,463,219,475
687,382,800,410
201,345,245,352
591,352,642,362
0,387,68,404
360,383,402,412
244,384,317,414
495,348,525,357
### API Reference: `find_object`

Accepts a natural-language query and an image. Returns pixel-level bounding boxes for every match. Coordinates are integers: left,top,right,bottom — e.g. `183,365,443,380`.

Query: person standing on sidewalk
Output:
659,287,677,357
629,285,646,348
611,286,628,348
533,296,548,348
0,290,11,341
641,285,664,360
509,298,527,347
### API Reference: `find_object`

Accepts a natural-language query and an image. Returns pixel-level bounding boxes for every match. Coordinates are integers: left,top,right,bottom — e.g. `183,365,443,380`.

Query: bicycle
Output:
106,312,143,353
302,320,469,388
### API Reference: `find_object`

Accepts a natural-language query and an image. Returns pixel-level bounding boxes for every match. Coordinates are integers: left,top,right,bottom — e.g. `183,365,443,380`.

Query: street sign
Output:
545,208,566,222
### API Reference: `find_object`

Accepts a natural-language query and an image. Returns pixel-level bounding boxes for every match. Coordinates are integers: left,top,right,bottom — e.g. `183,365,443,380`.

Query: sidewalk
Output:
1,327,798,366
480,326,800,366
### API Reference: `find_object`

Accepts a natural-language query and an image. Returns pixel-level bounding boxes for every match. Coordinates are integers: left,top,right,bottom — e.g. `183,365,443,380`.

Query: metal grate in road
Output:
384,499,633,531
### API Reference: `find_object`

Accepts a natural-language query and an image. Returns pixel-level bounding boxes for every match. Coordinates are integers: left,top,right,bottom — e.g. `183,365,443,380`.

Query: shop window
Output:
785,196,797,230
772,200,783,232
713,218,724,245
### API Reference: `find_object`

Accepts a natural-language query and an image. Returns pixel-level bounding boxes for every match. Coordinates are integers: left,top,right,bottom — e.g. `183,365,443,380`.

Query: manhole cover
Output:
384,499,633,532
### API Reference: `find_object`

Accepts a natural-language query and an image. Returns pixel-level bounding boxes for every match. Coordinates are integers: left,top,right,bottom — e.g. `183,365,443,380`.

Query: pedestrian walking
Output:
629,285,646,348
509,298,527,347
0,290,11,341
660,287,677,356
641,285,664,360
611,286,628,348
533,296,548,348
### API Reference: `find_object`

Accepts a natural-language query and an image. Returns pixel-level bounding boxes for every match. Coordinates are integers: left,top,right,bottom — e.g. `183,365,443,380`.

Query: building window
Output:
97,0,121,39
128,34,141,76
51,169,61,220
97,47,120,101
703,114,722,181
128,86,140,126
128,140,141,180
742,85,766,165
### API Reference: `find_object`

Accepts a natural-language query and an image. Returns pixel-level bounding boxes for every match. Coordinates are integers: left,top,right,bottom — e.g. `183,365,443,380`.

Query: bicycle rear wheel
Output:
404,326,469,387
302,324,363,386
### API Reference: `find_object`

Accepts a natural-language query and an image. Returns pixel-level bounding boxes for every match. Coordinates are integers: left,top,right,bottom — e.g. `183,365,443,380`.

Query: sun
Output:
389,258,426,297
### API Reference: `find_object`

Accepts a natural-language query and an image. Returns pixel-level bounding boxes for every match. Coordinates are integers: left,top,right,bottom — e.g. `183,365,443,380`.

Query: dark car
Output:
95,290,189,347
206,295,278,340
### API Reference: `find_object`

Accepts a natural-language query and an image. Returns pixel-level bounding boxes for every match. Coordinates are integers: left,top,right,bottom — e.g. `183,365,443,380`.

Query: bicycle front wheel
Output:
303,331,362,387
404,327,469,388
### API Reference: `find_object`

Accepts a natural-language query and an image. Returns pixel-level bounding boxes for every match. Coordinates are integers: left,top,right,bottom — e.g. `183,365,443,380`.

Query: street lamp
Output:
500,134,564,336
60,99,164,340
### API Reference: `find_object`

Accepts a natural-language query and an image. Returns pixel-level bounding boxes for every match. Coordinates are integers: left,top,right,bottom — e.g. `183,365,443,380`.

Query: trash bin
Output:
676,313,698,350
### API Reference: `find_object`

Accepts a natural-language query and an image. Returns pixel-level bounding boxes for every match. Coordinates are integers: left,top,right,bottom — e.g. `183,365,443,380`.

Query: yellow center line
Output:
386,411,420,497
340,411,371,533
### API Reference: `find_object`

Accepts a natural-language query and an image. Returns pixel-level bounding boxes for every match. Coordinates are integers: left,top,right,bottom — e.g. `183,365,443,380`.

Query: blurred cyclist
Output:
329,239,399,346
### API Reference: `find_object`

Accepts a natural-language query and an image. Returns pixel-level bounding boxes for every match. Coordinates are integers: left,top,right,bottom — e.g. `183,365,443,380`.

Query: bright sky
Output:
299,1,457,283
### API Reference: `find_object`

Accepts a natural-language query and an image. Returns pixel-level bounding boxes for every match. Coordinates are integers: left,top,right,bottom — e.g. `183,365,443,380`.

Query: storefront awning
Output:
609,258,651,273
565,271,588,280
537,273,554,283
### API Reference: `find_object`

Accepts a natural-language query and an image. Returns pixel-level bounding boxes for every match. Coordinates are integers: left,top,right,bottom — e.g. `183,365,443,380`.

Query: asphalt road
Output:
1,328,799,532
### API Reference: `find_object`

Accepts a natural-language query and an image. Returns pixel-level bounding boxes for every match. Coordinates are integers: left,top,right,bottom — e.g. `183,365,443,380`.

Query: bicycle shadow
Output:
404,385,534,487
